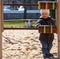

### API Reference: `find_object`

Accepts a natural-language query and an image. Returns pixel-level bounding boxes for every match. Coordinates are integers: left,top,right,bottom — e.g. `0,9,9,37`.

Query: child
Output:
37,9,55,58
25,20,33,28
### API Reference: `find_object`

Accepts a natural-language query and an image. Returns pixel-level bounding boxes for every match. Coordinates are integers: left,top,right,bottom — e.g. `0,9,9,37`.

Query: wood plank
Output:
56,0,60,59
3,4,38,6
0,0,3,59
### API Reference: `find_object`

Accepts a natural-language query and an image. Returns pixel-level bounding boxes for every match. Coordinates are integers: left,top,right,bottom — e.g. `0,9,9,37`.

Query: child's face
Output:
42,12,49,19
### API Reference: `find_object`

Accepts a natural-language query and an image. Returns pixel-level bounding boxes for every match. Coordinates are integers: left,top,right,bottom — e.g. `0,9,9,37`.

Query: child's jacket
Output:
37,17,55,42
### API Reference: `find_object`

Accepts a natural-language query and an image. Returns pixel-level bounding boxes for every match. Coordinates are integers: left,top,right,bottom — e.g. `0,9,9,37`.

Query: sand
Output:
2,30,58,59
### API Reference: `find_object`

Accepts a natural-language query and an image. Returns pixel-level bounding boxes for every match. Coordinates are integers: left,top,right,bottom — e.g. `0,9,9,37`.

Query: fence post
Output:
0,0,3,59
56,0,60,59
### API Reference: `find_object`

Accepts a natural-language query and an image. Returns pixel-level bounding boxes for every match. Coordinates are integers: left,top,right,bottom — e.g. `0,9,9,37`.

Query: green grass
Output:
4,21,36,28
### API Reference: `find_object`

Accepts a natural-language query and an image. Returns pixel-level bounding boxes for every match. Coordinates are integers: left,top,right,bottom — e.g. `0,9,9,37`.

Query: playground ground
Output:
2,30,58,59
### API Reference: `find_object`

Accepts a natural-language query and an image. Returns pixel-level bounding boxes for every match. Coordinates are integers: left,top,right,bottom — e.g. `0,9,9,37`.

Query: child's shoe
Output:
49,53,53,57
43,53,50,59
49,53,54,59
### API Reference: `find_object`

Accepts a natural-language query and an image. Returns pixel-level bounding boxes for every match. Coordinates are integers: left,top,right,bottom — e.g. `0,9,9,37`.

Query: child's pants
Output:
40,40,53,57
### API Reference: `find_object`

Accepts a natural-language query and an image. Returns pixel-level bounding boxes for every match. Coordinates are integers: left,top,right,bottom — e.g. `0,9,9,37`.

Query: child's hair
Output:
40,9,50,15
